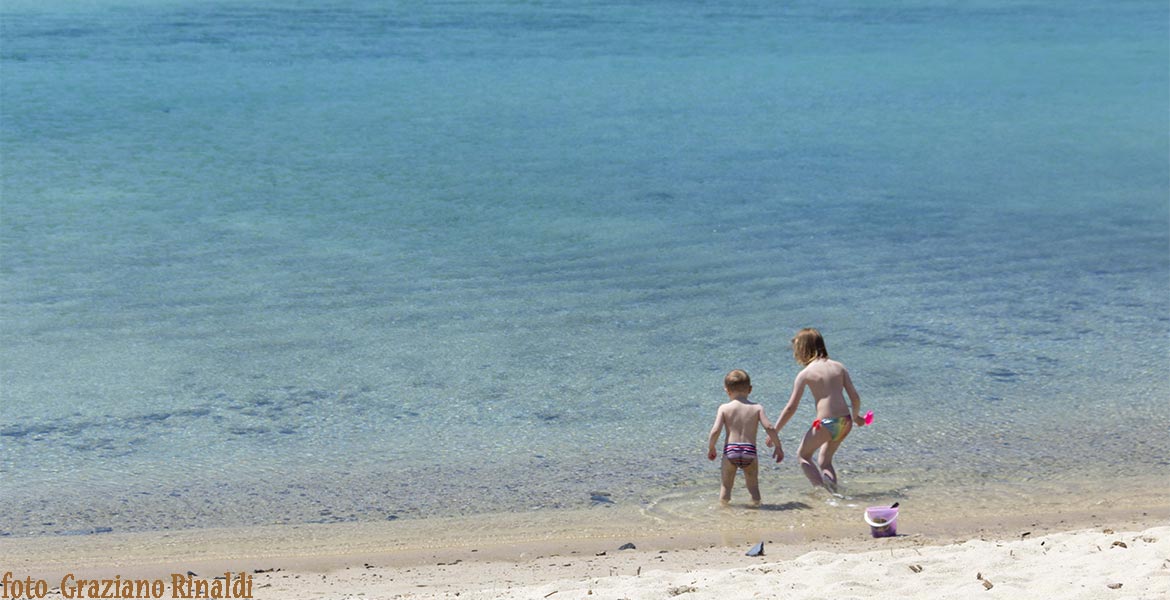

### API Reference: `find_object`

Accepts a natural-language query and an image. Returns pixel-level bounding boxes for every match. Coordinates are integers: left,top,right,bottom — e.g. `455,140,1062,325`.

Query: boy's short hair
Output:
724,369,751,393
792,328,830,365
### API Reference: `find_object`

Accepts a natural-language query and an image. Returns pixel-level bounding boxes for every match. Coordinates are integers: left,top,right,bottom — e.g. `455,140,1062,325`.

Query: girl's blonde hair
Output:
792,328,829,366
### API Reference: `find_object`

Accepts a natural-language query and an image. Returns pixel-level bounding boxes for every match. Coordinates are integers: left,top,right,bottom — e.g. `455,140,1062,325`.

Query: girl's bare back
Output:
799,358,856,419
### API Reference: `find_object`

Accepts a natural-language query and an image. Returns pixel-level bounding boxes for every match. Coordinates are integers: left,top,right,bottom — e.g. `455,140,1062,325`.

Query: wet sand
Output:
2,490,1167,599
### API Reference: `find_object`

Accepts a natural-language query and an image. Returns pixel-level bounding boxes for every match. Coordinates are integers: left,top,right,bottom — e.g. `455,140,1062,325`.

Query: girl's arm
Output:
707,408,725,460
774,372,806,432
844,367,864,425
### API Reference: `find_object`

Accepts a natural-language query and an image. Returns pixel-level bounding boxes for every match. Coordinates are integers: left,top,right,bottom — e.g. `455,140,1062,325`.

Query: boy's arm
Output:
844,367,863,425
759,406,784,463
707,407,725,461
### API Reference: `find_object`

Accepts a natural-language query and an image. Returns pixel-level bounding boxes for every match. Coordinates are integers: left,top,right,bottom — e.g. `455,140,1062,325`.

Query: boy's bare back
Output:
715,400,767,445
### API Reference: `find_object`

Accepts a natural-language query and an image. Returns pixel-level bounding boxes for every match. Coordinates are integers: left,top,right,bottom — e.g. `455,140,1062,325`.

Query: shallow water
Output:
1,0,1167,537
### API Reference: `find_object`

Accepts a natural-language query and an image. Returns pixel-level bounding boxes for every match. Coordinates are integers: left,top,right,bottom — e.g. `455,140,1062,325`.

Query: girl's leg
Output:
797,425,832,488
817,423,852,493
817,440,842,492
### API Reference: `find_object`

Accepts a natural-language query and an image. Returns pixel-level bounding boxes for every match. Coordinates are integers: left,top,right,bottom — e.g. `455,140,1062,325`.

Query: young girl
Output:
771,328,865,493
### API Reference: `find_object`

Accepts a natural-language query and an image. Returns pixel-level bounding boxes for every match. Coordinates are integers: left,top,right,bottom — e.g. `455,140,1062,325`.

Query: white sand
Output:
246,526,1169,599
3,509,1167,599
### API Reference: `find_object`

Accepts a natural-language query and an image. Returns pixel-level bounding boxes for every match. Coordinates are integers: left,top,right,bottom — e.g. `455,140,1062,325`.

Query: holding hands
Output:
764,430,784,462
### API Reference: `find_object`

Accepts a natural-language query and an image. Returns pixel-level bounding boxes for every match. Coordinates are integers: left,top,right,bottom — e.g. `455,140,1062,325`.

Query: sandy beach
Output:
3,502,1167,599
249,525,1168,600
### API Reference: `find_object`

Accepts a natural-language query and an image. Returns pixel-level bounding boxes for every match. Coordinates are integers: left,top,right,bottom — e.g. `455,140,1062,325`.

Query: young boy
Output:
707,369,783,506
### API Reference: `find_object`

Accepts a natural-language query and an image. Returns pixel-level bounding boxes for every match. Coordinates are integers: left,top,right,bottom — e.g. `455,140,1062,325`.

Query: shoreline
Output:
3,495,1167,583
2,520,1167,599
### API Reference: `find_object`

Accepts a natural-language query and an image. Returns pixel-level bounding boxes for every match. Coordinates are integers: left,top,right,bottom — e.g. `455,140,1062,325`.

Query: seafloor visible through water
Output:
1,0,1167,537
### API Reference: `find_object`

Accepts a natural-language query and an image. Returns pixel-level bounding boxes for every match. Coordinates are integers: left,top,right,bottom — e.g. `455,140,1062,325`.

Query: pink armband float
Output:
863,410,874,426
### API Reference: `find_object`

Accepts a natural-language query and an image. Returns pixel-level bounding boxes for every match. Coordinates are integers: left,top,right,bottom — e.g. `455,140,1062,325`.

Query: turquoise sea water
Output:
1,0,1167,536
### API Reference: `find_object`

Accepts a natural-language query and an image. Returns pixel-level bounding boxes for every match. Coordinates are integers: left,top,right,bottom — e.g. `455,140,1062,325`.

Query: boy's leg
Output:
743,460,761,506
719,458,737,504
797,425,832,488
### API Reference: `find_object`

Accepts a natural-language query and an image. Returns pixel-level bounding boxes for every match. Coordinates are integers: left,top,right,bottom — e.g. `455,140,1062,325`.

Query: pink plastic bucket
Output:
864,506,898,538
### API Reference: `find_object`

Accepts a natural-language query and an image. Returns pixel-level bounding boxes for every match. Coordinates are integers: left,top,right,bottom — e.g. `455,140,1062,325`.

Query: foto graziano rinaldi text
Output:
1,571,254,599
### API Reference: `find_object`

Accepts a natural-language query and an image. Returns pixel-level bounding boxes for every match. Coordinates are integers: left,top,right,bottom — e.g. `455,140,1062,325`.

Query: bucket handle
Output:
864,511,898,528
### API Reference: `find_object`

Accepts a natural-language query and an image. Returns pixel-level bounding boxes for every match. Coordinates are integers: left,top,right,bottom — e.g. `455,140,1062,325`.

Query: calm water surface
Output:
1,0,1167,536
